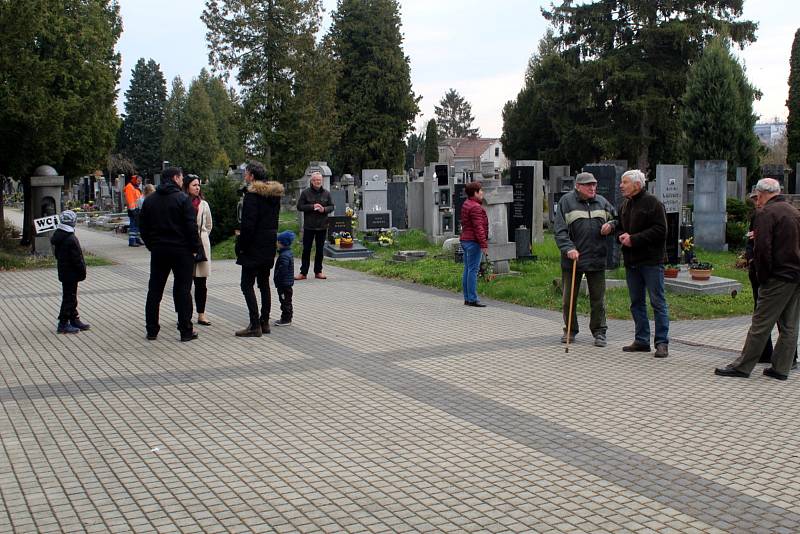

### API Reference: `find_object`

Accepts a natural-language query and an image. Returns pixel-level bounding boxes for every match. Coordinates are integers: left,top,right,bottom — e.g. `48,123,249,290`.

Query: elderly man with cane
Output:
554,172,618,348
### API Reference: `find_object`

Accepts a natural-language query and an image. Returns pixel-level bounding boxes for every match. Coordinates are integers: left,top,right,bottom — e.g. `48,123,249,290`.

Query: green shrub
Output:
726,197,752,223
726,220,748,249
204,175,241,246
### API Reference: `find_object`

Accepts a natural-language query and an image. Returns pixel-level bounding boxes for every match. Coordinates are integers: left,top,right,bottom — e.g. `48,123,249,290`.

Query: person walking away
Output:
139,167,203,342
617,169,670,358
273,231,295,326
51,210,89,333
183,175,213,326
124,175,143,247
554,172,617,347
235,161,284,337
715,178,800,381
460,181,489,307
295,171,334,280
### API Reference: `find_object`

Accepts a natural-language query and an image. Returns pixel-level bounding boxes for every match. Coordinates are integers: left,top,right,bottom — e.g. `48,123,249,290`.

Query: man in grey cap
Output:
554,172,618,347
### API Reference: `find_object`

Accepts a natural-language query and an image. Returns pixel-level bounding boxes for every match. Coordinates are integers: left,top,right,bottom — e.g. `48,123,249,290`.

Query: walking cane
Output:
565,257,578,354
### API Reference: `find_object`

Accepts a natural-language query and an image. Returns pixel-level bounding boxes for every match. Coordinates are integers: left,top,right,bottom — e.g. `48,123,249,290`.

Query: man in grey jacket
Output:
554,172,618,347
296,171,334,280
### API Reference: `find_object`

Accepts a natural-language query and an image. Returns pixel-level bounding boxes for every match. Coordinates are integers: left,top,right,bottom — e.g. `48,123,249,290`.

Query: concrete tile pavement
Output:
1,208,799,533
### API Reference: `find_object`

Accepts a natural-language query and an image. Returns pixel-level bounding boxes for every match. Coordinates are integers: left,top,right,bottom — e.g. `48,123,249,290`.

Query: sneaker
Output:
315,272,327,279
235,324,262,337
622,341,651,352
273,319,292,327
654,343,669,358
57,322,80,334
294,274,307,280
70,318,91,331
593,334,607,347
560,333,575,344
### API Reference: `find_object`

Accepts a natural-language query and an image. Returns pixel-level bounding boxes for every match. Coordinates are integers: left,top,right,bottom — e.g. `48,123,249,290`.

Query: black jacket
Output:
50,229,86,283
618,189,667,266
139,180,202,254
753,195,800,284
554,190,617,271
297,186,334,230
236,180,284,268
273,248,294,288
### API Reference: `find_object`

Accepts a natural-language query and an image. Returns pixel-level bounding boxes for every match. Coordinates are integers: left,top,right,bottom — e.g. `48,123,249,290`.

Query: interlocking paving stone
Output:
2,207,800,532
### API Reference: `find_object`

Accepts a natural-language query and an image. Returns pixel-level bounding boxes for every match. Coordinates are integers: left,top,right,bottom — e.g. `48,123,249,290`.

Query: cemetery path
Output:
2,208,798,533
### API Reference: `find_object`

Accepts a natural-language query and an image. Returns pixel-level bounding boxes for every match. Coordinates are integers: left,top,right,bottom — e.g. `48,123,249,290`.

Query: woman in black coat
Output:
235,168,284,337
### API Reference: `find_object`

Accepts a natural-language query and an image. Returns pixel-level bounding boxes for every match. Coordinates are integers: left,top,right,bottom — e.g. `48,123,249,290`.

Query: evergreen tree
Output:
275,40,340,180
424,119,439,164
161,77,188,168
329,0,419,175
542,0,757,171
203,0,322,175
203,174,240,245
681,37,762,183
117,58,167,176
405,130,425,171
0,0,122,244
788,29,800,181
198,69,245,168
501,32,600,169
182,80,223,177
434,89,479,139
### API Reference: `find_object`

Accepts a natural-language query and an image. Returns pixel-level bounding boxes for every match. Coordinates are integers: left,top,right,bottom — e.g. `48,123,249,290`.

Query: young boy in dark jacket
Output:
273,231,295,326
50,210,89,334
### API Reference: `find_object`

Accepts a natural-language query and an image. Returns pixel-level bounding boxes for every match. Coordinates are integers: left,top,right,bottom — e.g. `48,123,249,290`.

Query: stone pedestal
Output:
480,179,515,274
30,166,65,256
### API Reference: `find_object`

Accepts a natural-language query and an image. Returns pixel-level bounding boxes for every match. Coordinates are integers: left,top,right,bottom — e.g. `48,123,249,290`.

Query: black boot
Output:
260,319,271,335
235,322,262,337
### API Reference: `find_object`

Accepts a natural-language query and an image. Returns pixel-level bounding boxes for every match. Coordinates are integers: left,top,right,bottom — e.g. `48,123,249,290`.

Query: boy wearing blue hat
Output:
273,231,295,326
50,210,90,334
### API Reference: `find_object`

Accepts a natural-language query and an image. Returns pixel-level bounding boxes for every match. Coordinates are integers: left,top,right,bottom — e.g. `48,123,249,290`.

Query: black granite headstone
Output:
364,212,391,230
327,216,352,239
583,164,620,208
666,212,680,264
508,166,534,242
453,183,467,234
387,182,407,229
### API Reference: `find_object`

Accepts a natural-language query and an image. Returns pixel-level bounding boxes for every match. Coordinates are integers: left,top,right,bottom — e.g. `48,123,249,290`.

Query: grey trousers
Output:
562,269,607,337
733,278,800,375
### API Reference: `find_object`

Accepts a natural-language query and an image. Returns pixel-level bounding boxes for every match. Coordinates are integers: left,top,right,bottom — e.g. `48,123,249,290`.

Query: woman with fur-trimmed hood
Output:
234,161,285,337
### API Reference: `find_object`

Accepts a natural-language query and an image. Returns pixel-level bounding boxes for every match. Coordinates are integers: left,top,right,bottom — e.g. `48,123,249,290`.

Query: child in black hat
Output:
50,210,89,334
273,231,295,326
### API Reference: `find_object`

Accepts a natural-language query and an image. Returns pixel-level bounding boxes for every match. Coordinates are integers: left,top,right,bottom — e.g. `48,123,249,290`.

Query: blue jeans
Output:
461,240,482,303
625,264,669,346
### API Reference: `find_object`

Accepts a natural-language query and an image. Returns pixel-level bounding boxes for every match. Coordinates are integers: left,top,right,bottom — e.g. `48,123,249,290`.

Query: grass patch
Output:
212,211,301,260
209,211,752,321
0,220,112,270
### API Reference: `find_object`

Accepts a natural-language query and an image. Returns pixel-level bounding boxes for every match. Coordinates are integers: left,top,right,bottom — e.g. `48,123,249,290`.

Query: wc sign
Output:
33,214,60,234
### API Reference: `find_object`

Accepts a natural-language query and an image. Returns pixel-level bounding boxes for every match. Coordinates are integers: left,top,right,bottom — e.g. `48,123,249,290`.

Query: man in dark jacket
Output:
235,161,284,337
618,169,669,358
51,210,89,334
716,178,800,381
139,167,203,342
295,171,334,280
554,172,617,347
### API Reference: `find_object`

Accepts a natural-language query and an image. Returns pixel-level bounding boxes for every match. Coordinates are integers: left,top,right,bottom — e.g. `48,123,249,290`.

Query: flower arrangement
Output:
681,237,694,253
377,230,395,247
339,232,354,248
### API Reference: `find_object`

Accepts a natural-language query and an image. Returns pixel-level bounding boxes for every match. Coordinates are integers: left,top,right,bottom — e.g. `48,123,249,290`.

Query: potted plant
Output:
689,261,713,281
664,264,680,278
339,232,354,248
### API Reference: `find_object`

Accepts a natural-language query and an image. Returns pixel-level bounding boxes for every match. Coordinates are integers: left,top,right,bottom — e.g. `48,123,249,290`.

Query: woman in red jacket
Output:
460,181,489,307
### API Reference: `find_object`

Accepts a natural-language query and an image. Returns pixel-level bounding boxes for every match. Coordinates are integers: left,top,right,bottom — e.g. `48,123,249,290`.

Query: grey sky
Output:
117,0,797,139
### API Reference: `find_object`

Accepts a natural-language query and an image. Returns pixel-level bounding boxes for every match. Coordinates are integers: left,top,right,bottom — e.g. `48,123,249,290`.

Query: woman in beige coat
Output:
184,176,213,325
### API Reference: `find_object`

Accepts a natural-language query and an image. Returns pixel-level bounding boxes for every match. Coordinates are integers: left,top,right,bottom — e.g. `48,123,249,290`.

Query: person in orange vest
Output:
124,175,144,247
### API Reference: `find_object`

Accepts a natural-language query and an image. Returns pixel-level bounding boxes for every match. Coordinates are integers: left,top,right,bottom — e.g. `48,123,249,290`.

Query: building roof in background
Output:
441,138,499,159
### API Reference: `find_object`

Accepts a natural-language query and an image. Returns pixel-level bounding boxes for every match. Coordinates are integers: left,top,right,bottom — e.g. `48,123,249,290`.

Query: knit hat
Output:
277,230,295,246
60,210,77,227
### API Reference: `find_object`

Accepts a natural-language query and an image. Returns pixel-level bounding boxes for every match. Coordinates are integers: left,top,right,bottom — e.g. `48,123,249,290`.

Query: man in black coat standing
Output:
139,167,203,342
295,171,334,280
235,161,284,337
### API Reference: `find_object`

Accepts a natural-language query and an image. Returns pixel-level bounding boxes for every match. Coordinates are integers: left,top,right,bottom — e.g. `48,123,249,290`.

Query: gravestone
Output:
736,168,747,201
330,189,347,216
453,183,467,234
327,215,352,239
693,160,727,252
387,182,407,229
549,176,575,228
761,164,785,189
361,170,388,212
422,163,454,242
549,166,570,181
655,164,684,264
358,210,392,231
407,181,424,230
583,164,620,209
509,160,544,244
479,179,516,274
